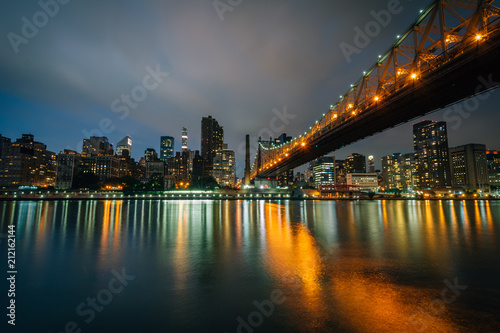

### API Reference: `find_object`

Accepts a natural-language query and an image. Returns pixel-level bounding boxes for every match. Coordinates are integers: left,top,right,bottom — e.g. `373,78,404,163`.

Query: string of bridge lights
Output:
252,4,488,174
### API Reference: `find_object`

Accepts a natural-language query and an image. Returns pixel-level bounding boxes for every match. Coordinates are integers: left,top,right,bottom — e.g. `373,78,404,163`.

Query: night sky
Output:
1,0,499,177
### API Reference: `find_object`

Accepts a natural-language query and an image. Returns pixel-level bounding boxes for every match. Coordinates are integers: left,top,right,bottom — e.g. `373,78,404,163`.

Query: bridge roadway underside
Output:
257,31,500,178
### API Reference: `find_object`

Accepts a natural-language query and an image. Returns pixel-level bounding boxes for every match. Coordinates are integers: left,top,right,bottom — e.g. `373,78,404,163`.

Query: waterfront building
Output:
347,173,378,192
382,153,404,190
413,120,451,188
0,134,56,188
449,144,489,192
403,153,417,191
381,153,416,192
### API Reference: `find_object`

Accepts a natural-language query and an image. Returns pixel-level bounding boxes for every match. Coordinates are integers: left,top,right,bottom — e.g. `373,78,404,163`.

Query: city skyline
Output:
1,0,499,178
2,2,500,332
1,115,499,179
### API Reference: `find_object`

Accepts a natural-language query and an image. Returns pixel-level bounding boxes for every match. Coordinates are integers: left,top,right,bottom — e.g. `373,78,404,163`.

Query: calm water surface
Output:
1,200,500,332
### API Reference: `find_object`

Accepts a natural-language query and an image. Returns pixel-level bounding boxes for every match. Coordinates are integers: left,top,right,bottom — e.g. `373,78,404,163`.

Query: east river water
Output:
1,199,499,332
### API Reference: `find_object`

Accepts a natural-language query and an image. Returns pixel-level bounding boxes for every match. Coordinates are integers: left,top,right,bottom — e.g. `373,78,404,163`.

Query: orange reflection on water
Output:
261,201,325,327
96,201,124,270
261,200,465,332
328,257,461,332
173,202,190,291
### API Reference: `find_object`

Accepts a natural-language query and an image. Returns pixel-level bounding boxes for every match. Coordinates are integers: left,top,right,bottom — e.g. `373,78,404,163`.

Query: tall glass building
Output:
160,136,174,163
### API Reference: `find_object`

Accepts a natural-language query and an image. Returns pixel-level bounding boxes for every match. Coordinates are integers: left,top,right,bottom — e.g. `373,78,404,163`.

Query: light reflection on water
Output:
1,199,500,332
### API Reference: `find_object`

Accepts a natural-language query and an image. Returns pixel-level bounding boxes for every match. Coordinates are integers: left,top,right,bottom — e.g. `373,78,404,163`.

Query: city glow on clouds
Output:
0,0,499,174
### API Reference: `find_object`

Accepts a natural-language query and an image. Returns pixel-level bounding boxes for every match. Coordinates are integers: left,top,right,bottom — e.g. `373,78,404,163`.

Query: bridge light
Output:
301,142,306,147
352,111,356,115
348,104,353,109
374,96,379,101
411,73,417,79
475,34,482,40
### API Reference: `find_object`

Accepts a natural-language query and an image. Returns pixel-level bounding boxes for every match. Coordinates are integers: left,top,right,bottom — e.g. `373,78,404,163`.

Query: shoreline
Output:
0,196,497,202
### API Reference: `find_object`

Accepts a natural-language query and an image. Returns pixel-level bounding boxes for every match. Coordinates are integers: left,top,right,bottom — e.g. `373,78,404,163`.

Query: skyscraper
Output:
347,153,366,173
313,156,335,188
160,136,174,163
201,116,224,176
413,120,451,188
449,144,489,192
116,135,132,157
182,127,188,152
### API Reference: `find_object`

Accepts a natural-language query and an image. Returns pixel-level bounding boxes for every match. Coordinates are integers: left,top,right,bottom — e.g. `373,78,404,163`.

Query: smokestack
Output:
244,134,250,185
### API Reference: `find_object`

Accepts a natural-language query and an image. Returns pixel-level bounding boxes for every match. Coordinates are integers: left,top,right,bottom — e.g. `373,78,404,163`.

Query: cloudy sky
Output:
1,0,499,177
